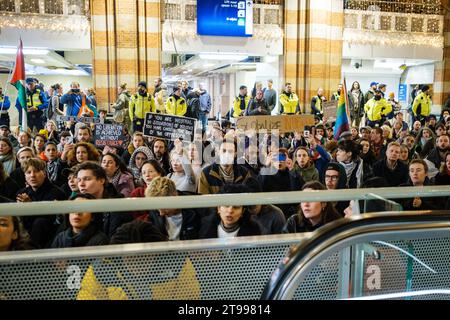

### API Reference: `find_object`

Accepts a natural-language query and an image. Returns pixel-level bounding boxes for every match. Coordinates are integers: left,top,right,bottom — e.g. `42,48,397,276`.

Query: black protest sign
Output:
94,124,125,147
143,113,197,142
57,116,103,124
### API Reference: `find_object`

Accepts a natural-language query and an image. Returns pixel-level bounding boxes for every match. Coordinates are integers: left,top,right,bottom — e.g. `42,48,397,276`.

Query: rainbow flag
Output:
9,39,27,129
333,79,350,140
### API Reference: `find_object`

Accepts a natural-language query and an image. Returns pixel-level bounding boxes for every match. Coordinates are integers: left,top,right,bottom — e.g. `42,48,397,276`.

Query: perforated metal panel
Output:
292,252,341,300
0,244,291,300
281,235,450,300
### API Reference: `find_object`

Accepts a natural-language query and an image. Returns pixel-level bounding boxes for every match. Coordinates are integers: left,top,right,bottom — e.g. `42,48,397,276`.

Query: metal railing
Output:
1,185,448,216
262,211,450,300
0,0,89,16
162,0,282,26
344,0,445,15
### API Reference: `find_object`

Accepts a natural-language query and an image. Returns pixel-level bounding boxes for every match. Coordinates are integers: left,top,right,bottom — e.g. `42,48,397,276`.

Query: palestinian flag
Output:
9,39,27,111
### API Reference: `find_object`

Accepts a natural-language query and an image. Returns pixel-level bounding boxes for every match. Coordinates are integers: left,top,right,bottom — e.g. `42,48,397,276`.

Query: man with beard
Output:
310,87,326,119
425,134,450,179
152,139,171,174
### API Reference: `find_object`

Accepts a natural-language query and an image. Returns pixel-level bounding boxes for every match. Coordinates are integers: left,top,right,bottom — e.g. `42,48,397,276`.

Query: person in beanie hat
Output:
364,82,378,103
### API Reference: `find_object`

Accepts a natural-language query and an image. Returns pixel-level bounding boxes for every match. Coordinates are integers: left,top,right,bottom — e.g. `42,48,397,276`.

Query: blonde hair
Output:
381,125,393,140
145,177,177,198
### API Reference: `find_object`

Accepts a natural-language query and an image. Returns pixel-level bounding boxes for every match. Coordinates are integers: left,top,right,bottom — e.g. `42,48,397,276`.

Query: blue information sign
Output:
398,84,407,102
197,0,253,37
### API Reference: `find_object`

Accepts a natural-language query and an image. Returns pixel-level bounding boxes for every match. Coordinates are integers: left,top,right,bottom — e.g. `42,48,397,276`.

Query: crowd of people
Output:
0,76,449,254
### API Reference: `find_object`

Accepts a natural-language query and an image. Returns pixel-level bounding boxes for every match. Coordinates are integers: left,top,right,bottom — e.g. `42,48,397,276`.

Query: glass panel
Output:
21,0,40,13
0,0,15,12
44,0,63,15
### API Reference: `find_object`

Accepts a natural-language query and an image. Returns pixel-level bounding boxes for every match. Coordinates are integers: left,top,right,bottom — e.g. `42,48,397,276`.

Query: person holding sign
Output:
129,81,156,133
165,87,187,117
279,83,301,115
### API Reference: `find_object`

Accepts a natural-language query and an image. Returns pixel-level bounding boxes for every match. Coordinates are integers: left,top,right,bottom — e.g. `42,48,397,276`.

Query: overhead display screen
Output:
197,0,253,37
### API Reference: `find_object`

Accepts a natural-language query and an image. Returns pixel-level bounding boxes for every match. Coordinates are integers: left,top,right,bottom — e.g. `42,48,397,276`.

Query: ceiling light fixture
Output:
0,47,50,55
30,58,46,64
199,53,248,61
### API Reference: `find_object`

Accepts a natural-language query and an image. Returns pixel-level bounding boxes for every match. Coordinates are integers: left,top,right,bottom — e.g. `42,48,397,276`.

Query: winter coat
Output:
198,213,263,239
245,98,270,116
253,204,286,235
10,167,26,189
146,209,201,240
291,162,320,183
399,179,441,211
51,225,108,248
373,159,409,187
283,208,341,234
100,183,134,237
0,176,20,201
198,163,251,195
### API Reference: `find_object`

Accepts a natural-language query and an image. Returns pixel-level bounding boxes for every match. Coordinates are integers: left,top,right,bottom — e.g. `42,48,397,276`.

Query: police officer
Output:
279,83,300,115
364,89,392,128
412,85,432,126
311,87,326,119
16,78,48,132
165,86,187,116
0,86,11,128
331,84,343,101
232,85,251,118
129,81,156,133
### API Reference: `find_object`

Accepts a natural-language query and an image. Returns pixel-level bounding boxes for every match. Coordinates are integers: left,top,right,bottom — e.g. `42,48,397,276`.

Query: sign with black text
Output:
236,115,315,133
57,116,103,124
143,113,197,142
94,124,125,147
322,101,338,121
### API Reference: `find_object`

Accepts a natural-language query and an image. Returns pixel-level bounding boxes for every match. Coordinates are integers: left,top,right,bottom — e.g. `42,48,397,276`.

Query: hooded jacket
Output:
291,161,319,183
129,146,154,184
322,162,349,215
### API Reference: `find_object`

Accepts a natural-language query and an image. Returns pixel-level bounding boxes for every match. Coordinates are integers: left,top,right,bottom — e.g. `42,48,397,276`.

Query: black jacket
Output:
399,179,441,211
198,213,263,239
10,167,26,189
427,147,446,169
258,168,305,218
147,209,201,240
283,210,341,234
373,159,409,187
146,209,201,240
101,183,134,238
17,178,66,248
51,224,109,248
0,176,20,201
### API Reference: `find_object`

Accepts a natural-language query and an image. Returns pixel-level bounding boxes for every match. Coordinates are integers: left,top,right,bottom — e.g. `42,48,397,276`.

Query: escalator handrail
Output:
261,210,450,300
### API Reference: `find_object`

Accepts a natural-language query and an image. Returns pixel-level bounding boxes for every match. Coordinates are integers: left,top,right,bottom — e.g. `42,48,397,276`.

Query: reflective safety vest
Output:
129,93,156,121
364,98,392,122
311,95,323,113
279,92,299,114
233,95,251,118
165,95,187,116
27,89,43,109
412,92,431,117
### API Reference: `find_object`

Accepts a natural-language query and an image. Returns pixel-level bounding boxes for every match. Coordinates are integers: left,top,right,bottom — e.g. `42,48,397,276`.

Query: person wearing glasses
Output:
322,162,349,216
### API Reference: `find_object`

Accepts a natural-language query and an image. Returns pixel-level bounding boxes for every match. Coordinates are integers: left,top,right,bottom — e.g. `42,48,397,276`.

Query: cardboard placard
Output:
94,124,125,147
322,100,338,120
143,113,197,142
236,115,315,133
57,116,104,124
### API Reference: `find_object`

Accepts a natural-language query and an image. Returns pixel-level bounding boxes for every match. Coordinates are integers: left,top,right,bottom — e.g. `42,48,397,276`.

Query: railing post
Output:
14,0,20,13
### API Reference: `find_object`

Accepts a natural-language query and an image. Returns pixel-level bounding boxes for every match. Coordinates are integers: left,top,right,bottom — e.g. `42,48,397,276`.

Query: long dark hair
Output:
9,216,33,251
101,152,130,175
61,193,103,231
299,181,340,224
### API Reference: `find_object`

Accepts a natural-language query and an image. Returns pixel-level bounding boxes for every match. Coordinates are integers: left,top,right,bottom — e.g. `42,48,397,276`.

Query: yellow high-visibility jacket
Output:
279,92,300,114
364,98,392,121
232,95,251,118
129,93,156,121
165,95,187,116
412,92,432,117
